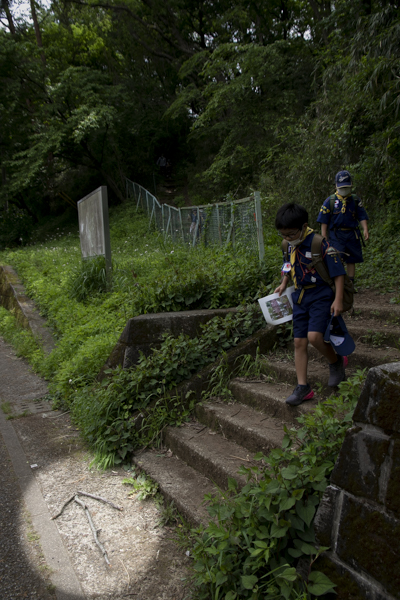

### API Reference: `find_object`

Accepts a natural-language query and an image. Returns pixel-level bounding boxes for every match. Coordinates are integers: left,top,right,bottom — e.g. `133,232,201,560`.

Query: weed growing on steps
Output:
123,471,161,502
189,371,366,600
70,306,266,467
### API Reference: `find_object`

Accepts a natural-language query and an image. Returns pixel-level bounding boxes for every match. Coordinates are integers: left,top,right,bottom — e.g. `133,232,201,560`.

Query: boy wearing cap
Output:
317,170,369,290
274,203,347,406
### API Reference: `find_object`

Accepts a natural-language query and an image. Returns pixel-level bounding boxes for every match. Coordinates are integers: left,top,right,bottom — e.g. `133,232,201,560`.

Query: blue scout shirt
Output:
317,194,369,230
284,230,345,289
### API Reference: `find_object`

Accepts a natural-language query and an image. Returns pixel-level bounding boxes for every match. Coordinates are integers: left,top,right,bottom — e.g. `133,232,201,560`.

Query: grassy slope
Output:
0,202,277,396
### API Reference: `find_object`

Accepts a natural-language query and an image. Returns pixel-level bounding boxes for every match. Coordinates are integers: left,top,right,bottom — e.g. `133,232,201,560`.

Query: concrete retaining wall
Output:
101,308,244,374
0,265,55,354
314,362,400,600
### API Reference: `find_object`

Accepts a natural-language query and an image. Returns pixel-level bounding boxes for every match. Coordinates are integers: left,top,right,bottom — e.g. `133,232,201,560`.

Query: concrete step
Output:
352,302,400,323
307,341,400,370
260,357,340,393
132,449,214,527
194,400,286,454
229,378,320,422
163,422,252,490
346,320,400,349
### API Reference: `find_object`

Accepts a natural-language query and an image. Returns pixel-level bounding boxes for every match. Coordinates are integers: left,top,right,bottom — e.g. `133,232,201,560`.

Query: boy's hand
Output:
360,219,369,241
274,281,287,296
330,297,343,316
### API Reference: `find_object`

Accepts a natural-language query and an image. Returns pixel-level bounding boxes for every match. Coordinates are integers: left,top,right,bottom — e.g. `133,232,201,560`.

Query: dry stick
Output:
51,495,75,520
76,490,123,511
118,557,130,588
74,495,111,567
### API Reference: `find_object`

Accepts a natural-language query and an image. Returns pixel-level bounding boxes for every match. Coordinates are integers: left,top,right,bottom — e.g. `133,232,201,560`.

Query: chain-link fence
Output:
126,179,265,262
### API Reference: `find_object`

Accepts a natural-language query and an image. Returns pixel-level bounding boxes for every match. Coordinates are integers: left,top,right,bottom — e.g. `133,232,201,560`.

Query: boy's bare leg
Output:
308,331,338,363
294,337,309,385
347,263,355,278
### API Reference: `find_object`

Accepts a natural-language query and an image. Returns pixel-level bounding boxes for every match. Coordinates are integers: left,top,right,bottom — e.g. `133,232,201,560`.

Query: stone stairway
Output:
133,297,400,527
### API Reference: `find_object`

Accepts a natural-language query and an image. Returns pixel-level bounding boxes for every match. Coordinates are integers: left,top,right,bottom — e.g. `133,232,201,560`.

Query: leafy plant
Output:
70,305,266,466
68,255,110,301
123,471,161,502
189,371,365,600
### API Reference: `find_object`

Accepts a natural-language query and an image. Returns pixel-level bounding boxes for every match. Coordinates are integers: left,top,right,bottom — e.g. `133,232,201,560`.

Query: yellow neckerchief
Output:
336,191,352,213
290,227,314,288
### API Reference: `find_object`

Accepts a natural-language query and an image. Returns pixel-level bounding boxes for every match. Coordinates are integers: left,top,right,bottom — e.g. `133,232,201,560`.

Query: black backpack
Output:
281,233,354,312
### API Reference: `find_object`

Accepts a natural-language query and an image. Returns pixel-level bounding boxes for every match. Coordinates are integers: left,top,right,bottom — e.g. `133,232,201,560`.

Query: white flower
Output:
170,250,174,254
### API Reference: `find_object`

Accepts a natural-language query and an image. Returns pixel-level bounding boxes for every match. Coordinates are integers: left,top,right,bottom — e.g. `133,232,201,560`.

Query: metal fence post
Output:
216,204,222,244
254,191,265,263
179,208,184,242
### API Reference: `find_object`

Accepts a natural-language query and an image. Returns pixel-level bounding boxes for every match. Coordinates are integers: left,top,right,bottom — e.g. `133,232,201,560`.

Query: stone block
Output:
336,494,400,598
385,439,400,517
119,309,237,346
314,485,341,549
315,553,393,600
330,427,390,503
353,363,400,433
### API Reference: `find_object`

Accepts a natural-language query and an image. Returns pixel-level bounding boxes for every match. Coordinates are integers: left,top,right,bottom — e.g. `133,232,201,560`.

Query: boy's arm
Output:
331,275,344,316
360,218,369,241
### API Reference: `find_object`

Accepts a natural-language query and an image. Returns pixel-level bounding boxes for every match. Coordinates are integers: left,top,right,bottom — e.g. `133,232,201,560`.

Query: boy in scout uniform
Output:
317,170,369,290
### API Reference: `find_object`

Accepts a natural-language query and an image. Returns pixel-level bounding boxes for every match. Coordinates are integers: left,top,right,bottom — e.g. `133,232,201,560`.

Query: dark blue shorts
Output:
292,286,334,339
329,229,363,264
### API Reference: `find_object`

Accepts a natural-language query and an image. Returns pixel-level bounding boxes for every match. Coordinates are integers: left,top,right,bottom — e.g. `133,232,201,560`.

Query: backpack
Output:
281,233,354,312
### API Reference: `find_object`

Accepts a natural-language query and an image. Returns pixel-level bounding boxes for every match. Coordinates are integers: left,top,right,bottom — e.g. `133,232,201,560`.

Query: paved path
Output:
0,338,85,600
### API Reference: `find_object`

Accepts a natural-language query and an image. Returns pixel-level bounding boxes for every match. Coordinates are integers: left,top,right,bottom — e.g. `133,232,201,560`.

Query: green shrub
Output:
68,255,110,301
70,306,266,466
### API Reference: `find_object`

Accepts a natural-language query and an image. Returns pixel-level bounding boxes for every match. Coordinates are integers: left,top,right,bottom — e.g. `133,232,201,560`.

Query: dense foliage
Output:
2,0,400,244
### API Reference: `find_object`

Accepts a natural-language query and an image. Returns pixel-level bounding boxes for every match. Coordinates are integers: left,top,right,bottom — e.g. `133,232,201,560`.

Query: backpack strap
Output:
329,194,336,214
281,239,289,262
308,233,335,291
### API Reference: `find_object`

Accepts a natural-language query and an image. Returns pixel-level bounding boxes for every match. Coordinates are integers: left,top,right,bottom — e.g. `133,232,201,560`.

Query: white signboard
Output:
77,186,111,272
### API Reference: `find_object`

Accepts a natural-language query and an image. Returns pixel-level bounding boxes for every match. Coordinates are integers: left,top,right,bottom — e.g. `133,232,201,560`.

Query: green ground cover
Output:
0,202,277,398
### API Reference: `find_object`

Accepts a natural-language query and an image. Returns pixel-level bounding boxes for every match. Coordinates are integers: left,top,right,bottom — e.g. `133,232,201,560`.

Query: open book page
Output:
258,286,295,325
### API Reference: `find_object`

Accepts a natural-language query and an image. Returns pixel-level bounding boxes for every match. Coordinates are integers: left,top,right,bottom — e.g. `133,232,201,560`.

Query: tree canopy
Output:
1,0,400,234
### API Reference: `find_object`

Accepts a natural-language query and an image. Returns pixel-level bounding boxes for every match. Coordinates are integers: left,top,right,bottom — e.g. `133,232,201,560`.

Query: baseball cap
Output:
324,314,355,356
335,170,352,188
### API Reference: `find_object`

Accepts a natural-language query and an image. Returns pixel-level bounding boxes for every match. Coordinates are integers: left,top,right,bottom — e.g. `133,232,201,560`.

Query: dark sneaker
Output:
285,384,314,406
328,355,346,387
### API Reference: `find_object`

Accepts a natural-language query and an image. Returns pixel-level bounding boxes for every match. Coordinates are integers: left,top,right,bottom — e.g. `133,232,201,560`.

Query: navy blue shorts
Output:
292,286,334,339
329,229,363,264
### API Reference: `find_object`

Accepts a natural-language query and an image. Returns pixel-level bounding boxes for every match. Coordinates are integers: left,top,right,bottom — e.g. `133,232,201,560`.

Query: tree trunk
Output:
29,0,46,66
1,0,16,35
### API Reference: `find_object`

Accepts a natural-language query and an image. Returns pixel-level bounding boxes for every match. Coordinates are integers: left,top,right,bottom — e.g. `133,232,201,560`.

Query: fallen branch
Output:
51,495,75,520
74,495,111,567
77,490,123,511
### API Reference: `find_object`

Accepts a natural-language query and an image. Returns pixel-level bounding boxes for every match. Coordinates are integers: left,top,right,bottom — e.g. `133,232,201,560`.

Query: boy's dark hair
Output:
275,203,308,230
